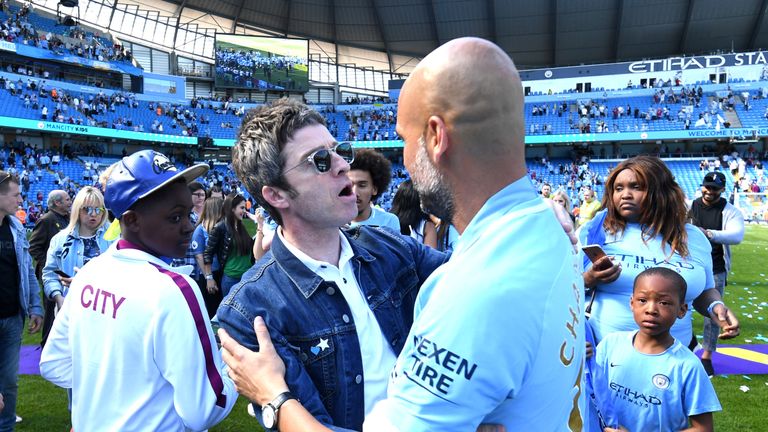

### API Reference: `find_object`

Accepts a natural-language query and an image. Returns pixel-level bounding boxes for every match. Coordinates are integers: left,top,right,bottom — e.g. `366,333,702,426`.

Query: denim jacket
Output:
6,215,42,318
42,224,113,299
217,226,449,431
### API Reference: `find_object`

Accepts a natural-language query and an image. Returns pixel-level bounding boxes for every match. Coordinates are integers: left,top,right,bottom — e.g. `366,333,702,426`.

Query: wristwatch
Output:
262,391,296,429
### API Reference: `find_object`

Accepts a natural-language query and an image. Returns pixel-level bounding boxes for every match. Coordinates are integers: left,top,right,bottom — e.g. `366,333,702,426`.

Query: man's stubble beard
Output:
411,135,455,223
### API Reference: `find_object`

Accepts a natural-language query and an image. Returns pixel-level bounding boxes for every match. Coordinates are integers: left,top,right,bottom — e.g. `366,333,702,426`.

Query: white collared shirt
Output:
278,229,397,415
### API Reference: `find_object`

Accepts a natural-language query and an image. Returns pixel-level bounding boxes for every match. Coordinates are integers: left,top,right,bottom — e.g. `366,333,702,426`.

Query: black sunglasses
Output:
0,172,13,187
284,142,355,174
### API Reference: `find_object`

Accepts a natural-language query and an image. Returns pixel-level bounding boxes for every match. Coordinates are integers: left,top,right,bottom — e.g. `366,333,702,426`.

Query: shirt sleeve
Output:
39,285,74,388
711,204,745,245
192,226,206,255
152,271,237,430
681,356,722,416
42,234,65,299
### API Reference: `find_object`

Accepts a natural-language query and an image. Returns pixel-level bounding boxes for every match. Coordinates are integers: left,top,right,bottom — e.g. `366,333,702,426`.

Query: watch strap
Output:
268,391,296,412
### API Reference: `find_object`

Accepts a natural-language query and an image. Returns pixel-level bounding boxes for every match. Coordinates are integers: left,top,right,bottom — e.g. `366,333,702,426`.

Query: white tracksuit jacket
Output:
40,240,237,431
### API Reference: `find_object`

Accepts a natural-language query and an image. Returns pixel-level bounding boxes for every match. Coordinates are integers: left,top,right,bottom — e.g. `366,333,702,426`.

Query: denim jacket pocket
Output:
287,334,338,407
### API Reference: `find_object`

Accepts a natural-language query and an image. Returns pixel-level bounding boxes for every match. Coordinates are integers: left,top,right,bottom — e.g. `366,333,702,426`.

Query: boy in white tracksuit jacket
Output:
40,150,237,431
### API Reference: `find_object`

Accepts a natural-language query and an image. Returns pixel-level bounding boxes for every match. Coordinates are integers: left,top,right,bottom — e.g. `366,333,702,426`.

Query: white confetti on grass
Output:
740,385,750,392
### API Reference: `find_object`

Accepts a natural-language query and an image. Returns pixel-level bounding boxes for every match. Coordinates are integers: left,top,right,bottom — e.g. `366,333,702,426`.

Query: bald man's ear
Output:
426,115,450,164
262,185,290,210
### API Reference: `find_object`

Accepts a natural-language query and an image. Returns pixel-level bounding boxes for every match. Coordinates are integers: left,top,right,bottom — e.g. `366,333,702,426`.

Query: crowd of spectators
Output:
0,1,132,65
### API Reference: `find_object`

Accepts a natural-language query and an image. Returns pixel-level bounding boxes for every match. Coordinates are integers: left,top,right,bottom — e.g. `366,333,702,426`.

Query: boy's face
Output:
630,275,688,337
127,181,195,258
349,169,376,216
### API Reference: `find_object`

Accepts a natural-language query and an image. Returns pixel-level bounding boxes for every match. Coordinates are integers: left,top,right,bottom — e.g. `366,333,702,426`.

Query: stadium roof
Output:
163,0,768,70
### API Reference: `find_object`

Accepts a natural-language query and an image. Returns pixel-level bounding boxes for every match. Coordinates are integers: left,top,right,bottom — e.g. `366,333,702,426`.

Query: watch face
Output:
262,405,276,428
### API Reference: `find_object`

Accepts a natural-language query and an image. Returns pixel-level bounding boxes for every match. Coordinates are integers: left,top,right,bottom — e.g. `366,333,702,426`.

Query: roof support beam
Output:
427,0,441,49
283,0,293,36
486,0,496,43
171,0,188,50
614,0,624,61
107,0,119,29
679,0,695,54
552,0,558,66
371,0,394,73
230,0,246,32
749,0,768,49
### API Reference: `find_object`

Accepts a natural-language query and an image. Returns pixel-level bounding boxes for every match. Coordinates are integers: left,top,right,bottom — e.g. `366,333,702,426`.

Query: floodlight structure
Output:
57,0,79,27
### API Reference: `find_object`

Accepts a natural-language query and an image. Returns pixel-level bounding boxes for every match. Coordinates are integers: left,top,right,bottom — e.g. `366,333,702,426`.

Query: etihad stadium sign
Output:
627,52,768,73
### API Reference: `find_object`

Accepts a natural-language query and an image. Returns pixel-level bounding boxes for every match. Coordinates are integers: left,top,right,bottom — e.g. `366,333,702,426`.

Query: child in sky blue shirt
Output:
594,267,720,432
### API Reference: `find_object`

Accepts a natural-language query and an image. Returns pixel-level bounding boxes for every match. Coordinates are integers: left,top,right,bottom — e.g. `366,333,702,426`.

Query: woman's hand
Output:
218,316,288,406
58,266,79,288
583,256,621,288
206,278,219,294
585,341,594,359
712,303,740,339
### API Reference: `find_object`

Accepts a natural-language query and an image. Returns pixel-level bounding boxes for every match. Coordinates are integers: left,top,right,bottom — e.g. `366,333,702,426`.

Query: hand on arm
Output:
218,317,331,432
543,198,577,247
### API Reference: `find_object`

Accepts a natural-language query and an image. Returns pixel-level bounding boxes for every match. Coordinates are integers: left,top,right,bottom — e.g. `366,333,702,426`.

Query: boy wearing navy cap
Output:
40,150,237,431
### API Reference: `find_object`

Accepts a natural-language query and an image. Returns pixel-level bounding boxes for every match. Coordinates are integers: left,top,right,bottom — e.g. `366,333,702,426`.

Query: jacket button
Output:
355,374,362,384
342,314,350,323
326,287,335,295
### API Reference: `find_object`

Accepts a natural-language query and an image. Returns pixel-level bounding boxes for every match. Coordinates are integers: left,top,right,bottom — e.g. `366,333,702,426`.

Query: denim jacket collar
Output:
270,227,375,299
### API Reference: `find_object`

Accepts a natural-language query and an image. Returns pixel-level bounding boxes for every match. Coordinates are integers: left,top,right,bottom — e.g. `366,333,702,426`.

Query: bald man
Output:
364,36,586,431
217,38,585,432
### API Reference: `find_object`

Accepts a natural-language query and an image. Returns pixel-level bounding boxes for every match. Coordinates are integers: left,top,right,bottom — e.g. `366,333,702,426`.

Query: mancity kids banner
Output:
0,116,196,145
3,116,765,148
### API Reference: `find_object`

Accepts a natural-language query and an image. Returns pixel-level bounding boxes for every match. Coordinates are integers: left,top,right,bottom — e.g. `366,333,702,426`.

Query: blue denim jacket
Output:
7,215,42,318
217,226,449,431
42,223,113,299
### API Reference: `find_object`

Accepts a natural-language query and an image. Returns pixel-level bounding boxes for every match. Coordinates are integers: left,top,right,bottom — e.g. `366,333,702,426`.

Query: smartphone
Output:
54,269,70,278
581,244,607,264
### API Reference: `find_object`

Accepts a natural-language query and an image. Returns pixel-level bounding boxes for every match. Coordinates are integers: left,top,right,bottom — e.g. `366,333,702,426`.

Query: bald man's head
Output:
400,37,525,162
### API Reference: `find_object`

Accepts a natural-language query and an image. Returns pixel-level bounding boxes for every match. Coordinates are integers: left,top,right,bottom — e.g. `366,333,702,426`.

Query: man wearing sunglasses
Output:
0,171,43,431
218,38,583,432
29,189,71,348
217,98,450,431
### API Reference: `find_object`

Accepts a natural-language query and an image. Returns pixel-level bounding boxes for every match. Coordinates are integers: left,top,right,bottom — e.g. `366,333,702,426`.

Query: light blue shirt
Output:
349,206,400,232
594,331,721,431
365,177,586,431
579,223,714,344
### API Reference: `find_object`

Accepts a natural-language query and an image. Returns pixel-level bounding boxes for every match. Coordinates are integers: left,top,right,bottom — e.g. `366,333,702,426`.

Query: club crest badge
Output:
652,374,670,390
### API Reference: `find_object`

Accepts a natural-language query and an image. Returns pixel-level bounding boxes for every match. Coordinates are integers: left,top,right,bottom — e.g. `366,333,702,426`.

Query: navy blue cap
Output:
702,171,726,189
105,150,208,218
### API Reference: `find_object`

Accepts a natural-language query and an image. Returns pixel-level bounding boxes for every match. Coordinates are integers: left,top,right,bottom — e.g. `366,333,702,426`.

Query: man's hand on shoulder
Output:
543,199,577,248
